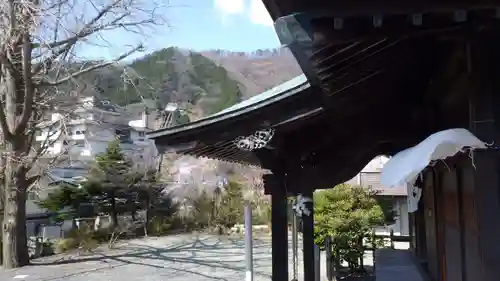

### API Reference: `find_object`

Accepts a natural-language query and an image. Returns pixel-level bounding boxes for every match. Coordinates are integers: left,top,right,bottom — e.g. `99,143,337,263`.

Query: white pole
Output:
244,204,254,281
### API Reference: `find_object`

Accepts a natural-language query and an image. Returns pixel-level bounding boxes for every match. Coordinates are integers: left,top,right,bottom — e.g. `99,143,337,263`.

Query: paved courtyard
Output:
0,234,380,281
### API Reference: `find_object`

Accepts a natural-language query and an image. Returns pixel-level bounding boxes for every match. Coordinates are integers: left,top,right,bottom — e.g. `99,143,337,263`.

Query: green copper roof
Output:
148,74,309,139
212,74,308,117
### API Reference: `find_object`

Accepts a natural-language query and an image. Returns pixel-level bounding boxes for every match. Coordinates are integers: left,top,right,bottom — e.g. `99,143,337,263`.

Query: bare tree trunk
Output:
0,0,165,268
1,54,31,267
144,191,152,236
108,192,118,229
0,148,4,266
0,203,3,267
2,156,29,268
128,195,137,221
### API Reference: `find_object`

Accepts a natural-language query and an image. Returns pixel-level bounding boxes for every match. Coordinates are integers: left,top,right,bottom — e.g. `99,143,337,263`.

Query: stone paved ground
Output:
0,234,382,281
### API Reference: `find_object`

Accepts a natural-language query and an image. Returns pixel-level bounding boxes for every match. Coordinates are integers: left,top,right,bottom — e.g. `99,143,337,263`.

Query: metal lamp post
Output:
243,189,255,281
244,202,253,281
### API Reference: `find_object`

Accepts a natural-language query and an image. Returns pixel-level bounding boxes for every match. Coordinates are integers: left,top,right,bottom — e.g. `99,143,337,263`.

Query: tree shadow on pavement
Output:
30,235,273,281
337,266,376,281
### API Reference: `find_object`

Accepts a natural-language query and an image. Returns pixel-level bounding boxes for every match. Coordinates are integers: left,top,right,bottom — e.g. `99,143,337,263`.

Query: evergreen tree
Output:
134,169,178,234
37,183,94,223
215,180,244,227
83,141,139,228
313,184,394,271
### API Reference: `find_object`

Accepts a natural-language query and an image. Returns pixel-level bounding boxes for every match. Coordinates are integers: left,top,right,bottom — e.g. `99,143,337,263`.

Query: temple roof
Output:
148,4,500,190
147,74,321,166
148,74,309,141
263,0,500,20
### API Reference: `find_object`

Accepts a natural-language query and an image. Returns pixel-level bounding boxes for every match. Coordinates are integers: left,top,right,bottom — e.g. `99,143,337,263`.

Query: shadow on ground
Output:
30,235,272,281
341,276,376,281
337,267,375,281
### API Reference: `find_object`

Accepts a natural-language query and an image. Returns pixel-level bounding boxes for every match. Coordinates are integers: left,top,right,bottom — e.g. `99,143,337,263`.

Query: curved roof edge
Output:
147,74,309,139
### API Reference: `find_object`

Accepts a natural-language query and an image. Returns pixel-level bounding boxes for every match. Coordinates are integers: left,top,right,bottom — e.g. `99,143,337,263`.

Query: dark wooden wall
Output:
421,170,439,280
459,164,483,281
410,32,500,281
414,155,500,281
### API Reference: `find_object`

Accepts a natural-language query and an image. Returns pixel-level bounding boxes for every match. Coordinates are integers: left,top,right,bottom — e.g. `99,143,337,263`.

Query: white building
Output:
346,155,409,236
35,97,157,168
28,97,158,222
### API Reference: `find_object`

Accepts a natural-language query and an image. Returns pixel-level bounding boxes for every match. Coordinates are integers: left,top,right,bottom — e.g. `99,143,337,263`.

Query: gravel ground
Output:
0,234,380,281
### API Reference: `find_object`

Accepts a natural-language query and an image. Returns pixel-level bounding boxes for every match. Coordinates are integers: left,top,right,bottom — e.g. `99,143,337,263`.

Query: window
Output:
138,131,145,137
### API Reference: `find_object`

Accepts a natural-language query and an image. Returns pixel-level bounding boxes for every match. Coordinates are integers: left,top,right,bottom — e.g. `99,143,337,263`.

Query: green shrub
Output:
91,228,112,242
57,225,101,253
55,238,79,253
41,241,55,256
314,184,394,272
150,216,174,236
80,237,99,252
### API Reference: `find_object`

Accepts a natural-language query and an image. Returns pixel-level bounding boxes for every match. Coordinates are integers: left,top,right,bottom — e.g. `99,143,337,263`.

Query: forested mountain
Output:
202,48,302,98
79,47,301,121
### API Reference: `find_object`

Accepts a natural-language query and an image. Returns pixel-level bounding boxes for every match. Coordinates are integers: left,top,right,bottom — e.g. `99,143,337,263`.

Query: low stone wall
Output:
375,249,426,281
230,224,270,234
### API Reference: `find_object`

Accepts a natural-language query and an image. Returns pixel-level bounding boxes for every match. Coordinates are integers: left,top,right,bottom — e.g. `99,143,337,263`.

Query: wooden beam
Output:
310,11,500,45
265,0,500,19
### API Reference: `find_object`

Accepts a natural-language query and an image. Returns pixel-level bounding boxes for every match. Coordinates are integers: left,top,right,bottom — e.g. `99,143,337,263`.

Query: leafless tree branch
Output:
39,44,143,86
0,0,167,268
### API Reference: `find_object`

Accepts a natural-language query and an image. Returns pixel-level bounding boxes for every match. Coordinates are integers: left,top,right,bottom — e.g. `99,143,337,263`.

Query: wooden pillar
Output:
467,33,500,281
408,211,414,250
325,236,333,281
265,174,289,281
413,197,427,261
301,189,315,281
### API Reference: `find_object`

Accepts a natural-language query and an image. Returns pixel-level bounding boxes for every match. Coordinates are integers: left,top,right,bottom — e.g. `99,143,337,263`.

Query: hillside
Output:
91,47,243,120
53,48,301,198
79,47,301,123
201,48,302,98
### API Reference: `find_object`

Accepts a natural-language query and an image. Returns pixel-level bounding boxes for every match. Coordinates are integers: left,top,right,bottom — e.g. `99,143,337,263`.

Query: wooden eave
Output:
263,0,500,20
147,75,328,166
148,75,310,143
149,4,500,192
244,3,500,191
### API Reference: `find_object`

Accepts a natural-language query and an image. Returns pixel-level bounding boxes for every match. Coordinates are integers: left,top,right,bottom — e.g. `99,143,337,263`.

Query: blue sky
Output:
78,0,282,60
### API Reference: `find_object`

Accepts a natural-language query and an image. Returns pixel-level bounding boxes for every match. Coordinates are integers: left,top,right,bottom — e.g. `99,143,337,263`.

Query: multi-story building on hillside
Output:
34,97,157,167
27,97,158,229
